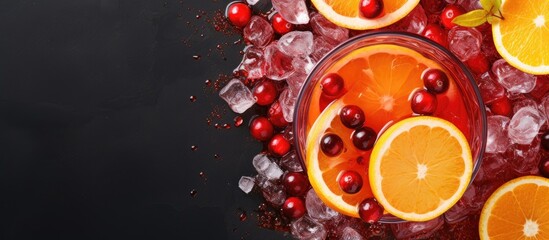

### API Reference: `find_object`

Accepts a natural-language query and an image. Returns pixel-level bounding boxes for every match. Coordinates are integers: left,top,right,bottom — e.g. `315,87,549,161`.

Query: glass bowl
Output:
292,31,487,223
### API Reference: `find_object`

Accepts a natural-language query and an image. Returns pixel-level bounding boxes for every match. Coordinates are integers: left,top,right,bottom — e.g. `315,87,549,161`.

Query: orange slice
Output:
310,0,420,30
492,0,549,74
306,45,445,218
369,116,473,221
479,176,549,240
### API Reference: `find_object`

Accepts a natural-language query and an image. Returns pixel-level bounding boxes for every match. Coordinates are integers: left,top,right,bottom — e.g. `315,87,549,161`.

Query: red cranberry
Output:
268,101,289,128
340,105,366,129
321,133,344,157
269,134,291,156
282,197,306,219
489,96,512,117
338,170,363,194
249,116,274,141
411,89,437,115
358,198,384,223
541,131,549,151
359,0,384,18
540,158,549,178
422,24,448,48
352,127,377,151
270,12,293,35
320,73,345,97
465,53,490,75
420,0,447,14
253,80,277,106
283,172,310,196
226,2,252,28
440,5,465,29
422,69,449,94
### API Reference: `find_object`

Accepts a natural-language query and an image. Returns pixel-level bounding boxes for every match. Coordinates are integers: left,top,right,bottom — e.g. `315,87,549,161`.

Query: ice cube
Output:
311,36,336,62
238,176,255,194
485,115,511,154
508,106,545,145
291,215,327,240
513,96,538,115
292,56,315,75
243,16,274,47
236,46,266,80
271,0,309,24
477,72,505,104
339,227,364,240
310,13,349,45
279,88,297,122
261,181,286,206
391,216,444,239
287,71,308,96
540,93,549,123
389,5,427,34
459,0,483,11
448,26,482,62
264,42,295,80
492,59,537,93
283,125,294,142
264,162,284,180
280,150,304,172
305,189,339,221
253,153,271,173
278,31,314,56
219,79,256,113
507,137,541,176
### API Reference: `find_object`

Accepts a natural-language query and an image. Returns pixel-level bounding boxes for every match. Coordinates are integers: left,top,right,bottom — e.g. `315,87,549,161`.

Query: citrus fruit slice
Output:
492,0,549,74
310,0,420,30
479,176,549,240
305,44,461,218
369,116,473,221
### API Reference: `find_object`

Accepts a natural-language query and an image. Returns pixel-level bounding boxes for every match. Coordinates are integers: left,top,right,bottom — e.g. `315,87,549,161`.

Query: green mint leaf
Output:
493,0,502,12
480,0,494,11
453,9,489,27
487,15,496,24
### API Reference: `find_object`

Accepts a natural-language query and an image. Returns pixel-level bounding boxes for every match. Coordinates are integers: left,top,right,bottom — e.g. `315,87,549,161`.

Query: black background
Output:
0,0,292,239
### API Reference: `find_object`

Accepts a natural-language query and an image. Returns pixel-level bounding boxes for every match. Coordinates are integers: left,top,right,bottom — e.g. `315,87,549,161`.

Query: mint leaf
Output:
480,0,494,11
453,9,489,27
493,0,502,12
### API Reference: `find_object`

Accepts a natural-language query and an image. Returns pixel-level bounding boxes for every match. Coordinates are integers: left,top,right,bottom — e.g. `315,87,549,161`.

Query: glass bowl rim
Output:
292,31,488,223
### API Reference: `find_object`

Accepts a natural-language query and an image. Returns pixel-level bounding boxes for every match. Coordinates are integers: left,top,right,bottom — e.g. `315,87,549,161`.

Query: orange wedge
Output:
310,0,420,30
492,0,549,74
479,176,549,240
306,45,446,218
369,116,473,221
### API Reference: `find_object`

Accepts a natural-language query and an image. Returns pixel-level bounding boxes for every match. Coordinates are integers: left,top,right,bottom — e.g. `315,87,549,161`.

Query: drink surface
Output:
304,43,473,217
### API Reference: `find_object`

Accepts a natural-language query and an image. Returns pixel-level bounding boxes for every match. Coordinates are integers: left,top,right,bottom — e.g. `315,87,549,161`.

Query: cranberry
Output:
540,158,549,178
358,198,384,223
422,69,449,94
465,53,490,75
359,0,384,18
489,96,512,117
226,2,252,28
270,12,293,35
422,24,448,48
420,0,446,14
440,5,465,29
268,101,289,128
282,197,306,219
352,127,377,151
249,116,274,141
340,105,366,129
283,172,310,196
411,89,437,115
338,170,363,194
320,73,345,97
253,80,277,106
321,133,344,157
541,131,549,151
269,134,291,156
